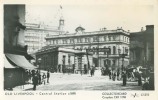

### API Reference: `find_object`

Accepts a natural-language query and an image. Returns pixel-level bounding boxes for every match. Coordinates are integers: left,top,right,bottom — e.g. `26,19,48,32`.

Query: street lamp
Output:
68,55,71,74
118,47,128,71
118,47,121,69
38,58,41,73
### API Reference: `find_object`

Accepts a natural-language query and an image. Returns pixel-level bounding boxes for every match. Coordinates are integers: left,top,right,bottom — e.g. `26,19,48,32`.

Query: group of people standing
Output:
32,70,50,90
108,69,143,86
108,70,120,81
108,68,154,90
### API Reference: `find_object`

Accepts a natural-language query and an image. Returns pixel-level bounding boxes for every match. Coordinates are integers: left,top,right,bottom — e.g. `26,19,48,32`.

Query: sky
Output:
26,4,154,33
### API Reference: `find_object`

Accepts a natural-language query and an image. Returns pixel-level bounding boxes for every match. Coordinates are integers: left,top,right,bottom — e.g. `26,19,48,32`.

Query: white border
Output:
0,0,158,100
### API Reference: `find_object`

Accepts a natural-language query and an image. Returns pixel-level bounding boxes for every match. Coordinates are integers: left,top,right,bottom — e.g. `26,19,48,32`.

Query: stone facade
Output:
24,22,64,54
130,25,154,69
45,27,130,70
36,47,93,73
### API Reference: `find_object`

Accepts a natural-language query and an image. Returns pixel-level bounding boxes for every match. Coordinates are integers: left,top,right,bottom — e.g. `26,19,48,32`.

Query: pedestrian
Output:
90,67,93,77
137,72,142,86
148,73,154,90
101,67,104,76
42,73,46,85
31,70,35,78
112,72,116,81
84,64,87,74
38,73,41,85
92,66,95,76
122,72,127,86
142,80,149,90
58,65,61,73
108,70,111,79
117,70,120,80
62,65,65,74
47,70,50,83
72,64,75,73
90,66,95,77
31,70,35,83
28,70,32,83
32,74,38,90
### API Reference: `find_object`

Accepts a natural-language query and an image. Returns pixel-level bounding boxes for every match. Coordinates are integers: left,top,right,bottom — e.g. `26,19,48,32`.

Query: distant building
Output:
45,26,130,70
130,25,154,69
36,47,93,73
24,19,64,54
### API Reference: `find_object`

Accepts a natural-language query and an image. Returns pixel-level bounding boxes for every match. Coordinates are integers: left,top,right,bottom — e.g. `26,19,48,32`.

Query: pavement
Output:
12,72,143,91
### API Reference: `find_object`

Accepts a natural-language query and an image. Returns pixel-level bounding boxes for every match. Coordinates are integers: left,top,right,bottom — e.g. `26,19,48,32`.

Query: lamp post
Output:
118,47,128,72
118,47,121,69
38,58,41,73
68,55,70,74
106,48,110,69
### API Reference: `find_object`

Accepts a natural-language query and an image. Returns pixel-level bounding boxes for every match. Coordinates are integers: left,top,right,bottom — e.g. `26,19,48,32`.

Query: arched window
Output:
113,46,116,54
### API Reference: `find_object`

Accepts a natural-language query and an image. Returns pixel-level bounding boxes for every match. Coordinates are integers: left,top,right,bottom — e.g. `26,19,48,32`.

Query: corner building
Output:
45,27,130,70
130,25,154,69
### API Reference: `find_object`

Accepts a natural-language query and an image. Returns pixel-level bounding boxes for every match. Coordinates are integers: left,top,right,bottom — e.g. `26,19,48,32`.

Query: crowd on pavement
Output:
106,66,154,90
26,70,50,90
6,65,154,91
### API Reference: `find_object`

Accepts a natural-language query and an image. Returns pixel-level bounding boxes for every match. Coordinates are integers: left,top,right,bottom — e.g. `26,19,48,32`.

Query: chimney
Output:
141,27,144,31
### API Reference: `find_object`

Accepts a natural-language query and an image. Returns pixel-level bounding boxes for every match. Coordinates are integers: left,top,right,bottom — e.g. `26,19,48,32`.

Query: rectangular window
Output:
87,38,89,42
111,36,114,41
70,39,72,43
56,40,58,44
62,40,64,44
65,39,67,44
93,37,96,42
104,36,106,41
113,36,116,41
80,38,82,43
108,36,111,41
85,38,87,43
113,60,116,66
77,38,80,43
71,39,74,43
93,36,99,42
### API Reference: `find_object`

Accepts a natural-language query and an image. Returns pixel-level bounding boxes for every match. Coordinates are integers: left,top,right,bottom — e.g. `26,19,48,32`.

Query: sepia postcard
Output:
0,0,158,100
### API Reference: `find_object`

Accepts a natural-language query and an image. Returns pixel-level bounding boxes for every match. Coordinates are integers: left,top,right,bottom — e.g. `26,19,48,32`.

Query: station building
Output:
43,25,130,71
36,47,93,73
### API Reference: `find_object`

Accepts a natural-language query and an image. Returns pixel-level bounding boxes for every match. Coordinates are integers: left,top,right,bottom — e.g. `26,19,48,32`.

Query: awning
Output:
6,54,37,69
25,54,35,60
4,56,17,68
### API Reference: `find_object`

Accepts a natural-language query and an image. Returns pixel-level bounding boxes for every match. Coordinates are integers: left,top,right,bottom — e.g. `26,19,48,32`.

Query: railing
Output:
96,54,129,58
46,40,129,46
46,29,130,39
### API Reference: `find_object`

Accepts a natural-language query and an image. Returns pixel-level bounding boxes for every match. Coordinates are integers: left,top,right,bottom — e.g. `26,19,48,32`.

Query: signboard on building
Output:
86,48,110,52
